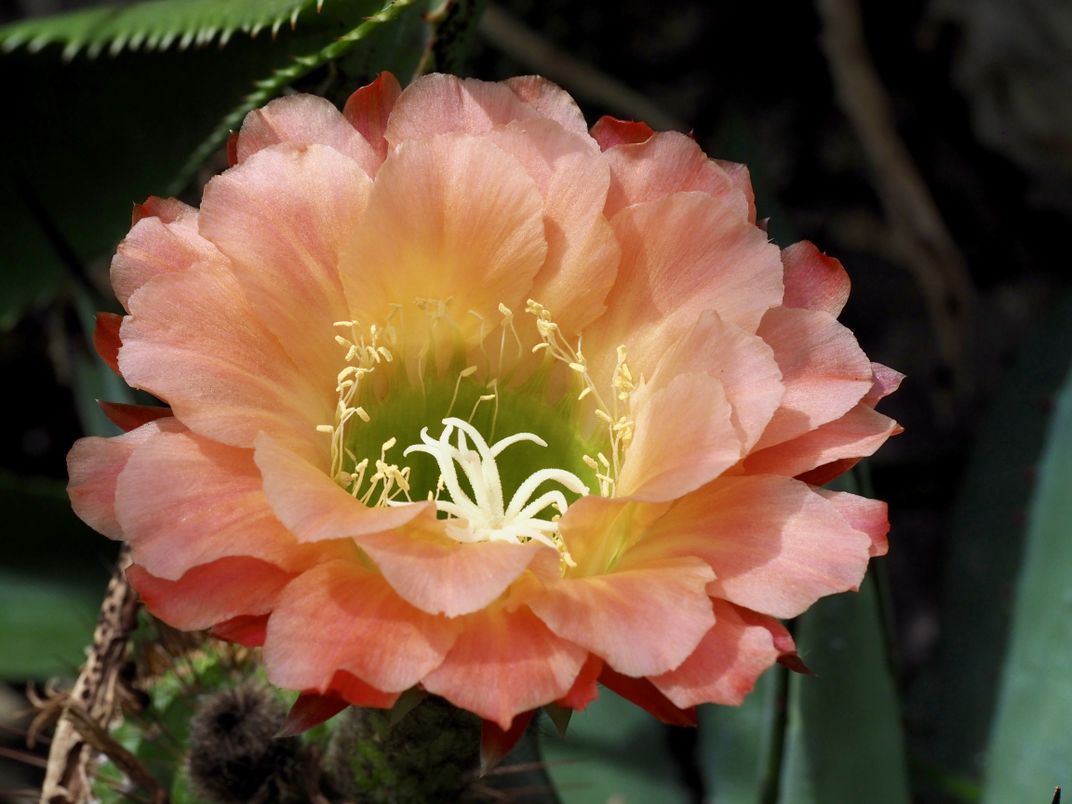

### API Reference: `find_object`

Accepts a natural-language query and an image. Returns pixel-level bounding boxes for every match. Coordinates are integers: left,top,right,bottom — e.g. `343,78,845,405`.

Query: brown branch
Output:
817,0,977,418
478,3,687,131
40,546,143,804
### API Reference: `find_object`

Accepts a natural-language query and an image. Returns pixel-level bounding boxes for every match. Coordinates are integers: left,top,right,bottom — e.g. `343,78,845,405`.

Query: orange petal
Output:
279,693,350,737
97,402,172,433
589,191,782,381
528,556,715,677
355,521,552,617
326,670,400,710
235,94,379,176
212,614,269,647
603,131,749,217
643,310,784,452
67,419,177,539
636,476,874,619
343,71,402,163
814,489,890,557
342,133,547,330
781,240,851,316
119,259,329,456
110,197,221,310
556,653,603,711
598,667,696,726
618,372,741,501
128,557,295,630
114,427,341,580
199,143,371,398
753,307,874,450
385,74,540,145
480,709,536,773
254,433,427,542
743,403,901,479
487,119,618,336
264,559,458,694
422,604,587,730
590,116,655,150
94,313,122,375
650,599,785,707
505,76,592,139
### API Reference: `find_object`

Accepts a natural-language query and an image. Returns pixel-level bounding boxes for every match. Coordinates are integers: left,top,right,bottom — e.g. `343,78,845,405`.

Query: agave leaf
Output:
906,293,1072,796
0,0,316,60
981,330,1072,801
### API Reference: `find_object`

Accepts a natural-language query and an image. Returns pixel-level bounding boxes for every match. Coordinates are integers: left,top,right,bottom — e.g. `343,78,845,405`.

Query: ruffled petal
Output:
235,94,380,176
119,260,329,456
814,489,890,557
355,519,554,617
199,143,371,395
590,116,654,150
504,76,592,140
589,192,782,380
341,133,547,331
422,604,587,730
110,197,221,310
385,74,540,145
343,71,402,163
529,556,715,677
618,372,741,501
254,433,428,542
67,419,177,539
753,307,874,450
634,475,874,618
781,240,851,316
264,559,458,694
128,557,295,630
743,404,901,479
114,427,343,580
863,362,905,406
603,131,749,217
650,600,786,707
488,119,618,335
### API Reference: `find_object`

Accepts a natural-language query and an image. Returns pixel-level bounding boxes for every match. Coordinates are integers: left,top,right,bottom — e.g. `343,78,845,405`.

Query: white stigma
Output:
403,417,589,550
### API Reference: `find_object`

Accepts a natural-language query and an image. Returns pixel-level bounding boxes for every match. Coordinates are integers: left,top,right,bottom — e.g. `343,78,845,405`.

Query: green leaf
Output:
982,349,1072,801
777,576,912,804
0,0,314,59
906,293,1072,795
0,0,433,330
0,471,115,679
539,690,691,803
698,668,783,804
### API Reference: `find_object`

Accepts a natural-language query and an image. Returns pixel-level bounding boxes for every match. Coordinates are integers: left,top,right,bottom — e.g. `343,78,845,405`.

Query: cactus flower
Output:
68,72,901,731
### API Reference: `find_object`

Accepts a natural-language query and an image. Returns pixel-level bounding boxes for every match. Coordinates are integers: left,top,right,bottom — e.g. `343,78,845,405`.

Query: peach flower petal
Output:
341,134,547,328
355,522,554,617
603,131,748,217
422,604,587,730
743,403,901,479
529,556,715,677
235,94,380,176
590,191,782,379
114,427,344,580
619,372,741,501
650,599,786,707
67,419,177,539
254,433,428,542
199,143,371,396
504,76,592,140
814,489,891,557
781,240,851,316
385,74,540,144
343,71,402,163
264,559,458,694
636,475,874,618
487,118,619,334
110,197,221,310
864,362,905,405
119,260,328,457
753,307,874,450
590,116,655,150
128,557,295,630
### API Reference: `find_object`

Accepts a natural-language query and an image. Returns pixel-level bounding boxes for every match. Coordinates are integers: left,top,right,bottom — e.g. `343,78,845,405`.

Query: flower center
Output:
317,298,635,552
